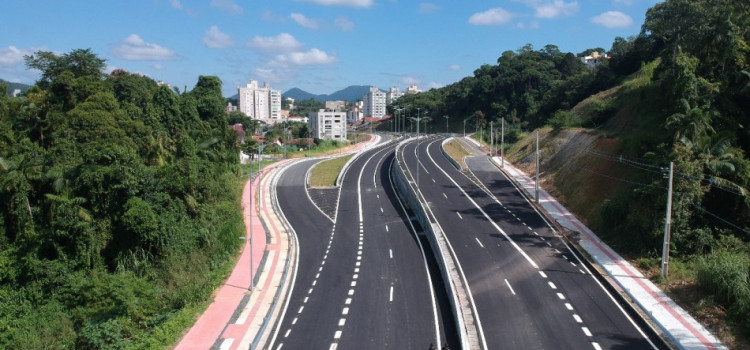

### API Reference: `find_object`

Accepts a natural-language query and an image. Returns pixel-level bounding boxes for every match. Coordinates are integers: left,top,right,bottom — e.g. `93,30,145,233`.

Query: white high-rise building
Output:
404,85,421,95
309,109,347,141
238,80,283,124
362,86,386,119
386,86,403,105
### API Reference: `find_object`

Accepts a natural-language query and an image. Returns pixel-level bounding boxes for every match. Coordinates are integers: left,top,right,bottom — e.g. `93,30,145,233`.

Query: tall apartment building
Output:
404,85,421,95
386,86,403,105
237,80,283,124
325,100,347,111
309,109,347,141
362,86,386,119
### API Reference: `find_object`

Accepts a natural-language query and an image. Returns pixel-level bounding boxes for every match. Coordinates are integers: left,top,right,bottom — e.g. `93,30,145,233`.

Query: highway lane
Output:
336,142,442,349
273,158,339,349
399,136,658,350
274,141,445,349
464,155,659,349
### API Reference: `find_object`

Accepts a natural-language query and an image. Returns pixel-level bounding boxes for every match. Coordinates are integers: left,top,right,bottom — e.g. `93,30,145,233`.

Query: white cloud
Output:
293,0,373,8
290,13,319,29
591,11,633,28
419,3,439,14
469,8,515,25
427,82,443,90
169,0,194,16
401,76,420,85
613,0,633,5
0,46,31,66
518,0,579,18
516,20,540,29
275,48,337,66
262,10,285,23
335,17,355,31
448,64,460,71
111,34,176,61
203,25,234,48
153,63,164,71
247,33,303,52
210,0,243,15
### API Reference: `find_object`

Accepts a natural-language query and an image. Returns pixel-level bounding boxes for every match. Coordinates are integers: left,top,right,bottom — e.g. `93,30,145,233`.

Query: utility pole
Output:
661,161,674,279
501,117,505,167
535,131,540,204
490,121,494,157
415,107,422,136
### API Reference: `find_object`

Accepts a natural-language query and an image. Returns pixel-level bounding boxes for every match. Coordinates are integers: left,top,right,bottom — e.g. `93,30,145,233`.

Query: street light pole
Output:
490,121,493,157
443,115,449,134
535,132,540,204
501,117,505,167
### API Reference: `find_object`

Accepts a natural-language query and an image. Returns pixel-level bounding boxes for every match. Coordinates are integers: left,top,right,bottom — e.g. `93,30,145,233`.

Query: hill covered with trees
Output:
0,49,245,348
393,0,749,342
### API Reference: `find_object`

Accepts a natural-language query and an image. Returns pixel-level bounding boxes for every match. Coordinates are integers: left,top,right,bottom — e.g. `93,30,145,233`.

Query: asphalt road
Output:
398,136,659,350
274,142,448,349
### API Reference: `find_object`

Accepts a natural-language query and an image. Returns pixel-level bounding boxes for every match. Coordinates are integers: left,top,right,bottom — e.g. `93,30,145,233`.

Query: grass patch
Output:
443,139,470,169
309,154,354,187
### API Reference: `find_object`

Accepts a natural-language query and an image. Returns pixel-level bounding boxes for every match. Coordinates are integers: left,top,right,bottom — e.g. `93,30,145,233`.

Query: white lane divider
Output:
442,192,448,199
475,237,485,248
456,212,463,219
504,279,516,295
389,285,394,302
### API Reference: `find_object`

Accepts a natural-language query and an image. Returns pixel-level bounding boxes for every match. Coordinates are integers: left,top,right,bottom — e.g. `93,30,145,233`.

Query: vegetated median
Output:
442,139,471,169
309,154,354,187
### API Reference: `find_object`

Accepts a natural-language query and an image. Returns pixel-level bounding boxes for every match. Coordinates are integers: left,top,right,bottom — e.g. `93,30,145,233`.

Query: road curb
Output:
485,150,726,350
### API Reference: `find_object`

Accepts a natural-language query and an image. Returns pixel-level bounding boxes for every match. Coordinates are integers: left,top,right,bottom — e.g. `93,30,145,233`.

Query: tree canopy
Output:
0,50,244,348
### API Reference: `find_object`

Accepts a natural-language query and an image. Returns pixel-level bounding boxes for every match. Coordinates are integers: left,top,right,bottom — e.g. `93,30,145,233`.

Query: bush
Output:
696,250,750,334
548,110,582,131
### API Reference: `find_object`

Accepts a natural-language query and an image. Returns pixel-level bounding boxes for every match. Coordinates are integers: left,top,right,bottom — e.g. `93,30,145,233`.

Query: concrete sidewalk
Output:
461,137,726,350
175,135,380,350
175,159,294,350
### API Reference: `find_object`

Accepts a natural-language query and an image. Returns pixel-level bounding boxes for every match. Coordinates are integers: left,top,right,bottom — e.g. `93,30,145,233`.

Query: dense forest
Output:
393,0,750,339
0,50,245,348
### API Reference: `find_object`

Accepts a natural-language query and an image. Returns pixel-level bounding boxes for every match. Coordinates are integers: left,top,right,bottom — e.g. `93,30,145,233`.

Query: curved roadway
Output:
274,142,449,349
398,135,660,350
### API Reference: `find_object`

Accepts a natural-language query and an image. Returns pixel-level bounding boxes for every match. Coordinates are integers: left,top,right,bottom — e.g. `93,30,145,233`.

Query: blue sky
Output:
1,0,660,97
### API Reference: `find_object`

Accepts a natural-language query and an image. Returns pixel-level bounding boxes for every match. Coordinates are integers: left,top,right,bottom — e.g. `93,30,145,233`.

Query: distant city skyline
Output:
1,0,659,97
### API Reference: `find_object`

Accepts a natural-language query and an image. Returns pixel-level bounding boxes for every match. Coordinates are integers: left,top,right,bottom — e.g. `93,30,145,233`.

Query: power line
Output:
583,148,747,198
687,202,750,237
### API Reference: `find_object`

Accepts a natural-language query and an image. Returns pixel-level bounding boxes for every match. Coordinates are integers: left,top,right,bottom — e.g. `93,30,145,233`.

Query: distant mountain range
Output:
283,85,377,102
1,79,31,96
226,85,380,102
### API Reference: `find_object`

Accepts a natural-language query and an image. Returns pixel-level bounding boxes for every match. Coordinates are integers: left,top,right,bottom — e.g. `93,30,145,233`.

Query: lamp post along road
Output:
535,132,540,204
443,115,450,134
501,117,505,167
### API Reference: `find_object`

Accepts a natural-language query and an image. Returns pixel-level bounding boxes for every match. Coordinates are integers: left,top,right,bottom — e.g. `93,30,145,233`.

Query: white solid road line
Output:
504,279,516,295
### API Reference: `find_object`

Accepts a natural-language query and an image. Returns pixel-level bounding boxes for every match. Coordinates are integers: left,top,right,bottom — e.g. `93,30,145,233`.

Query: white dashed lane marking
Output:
475,237,485,248
504,279,516,295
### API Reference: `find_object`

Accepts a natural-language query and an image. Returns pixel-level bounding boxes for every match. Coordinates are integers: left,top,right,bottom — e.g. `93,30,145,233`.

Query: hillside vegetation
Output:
0,50,244,348
395,0,750,344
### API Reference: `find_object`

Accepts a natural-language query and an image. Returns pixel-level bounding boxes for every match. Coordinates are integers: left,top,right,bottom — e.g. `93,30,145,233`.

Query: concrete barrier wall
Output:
391,139,483,350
